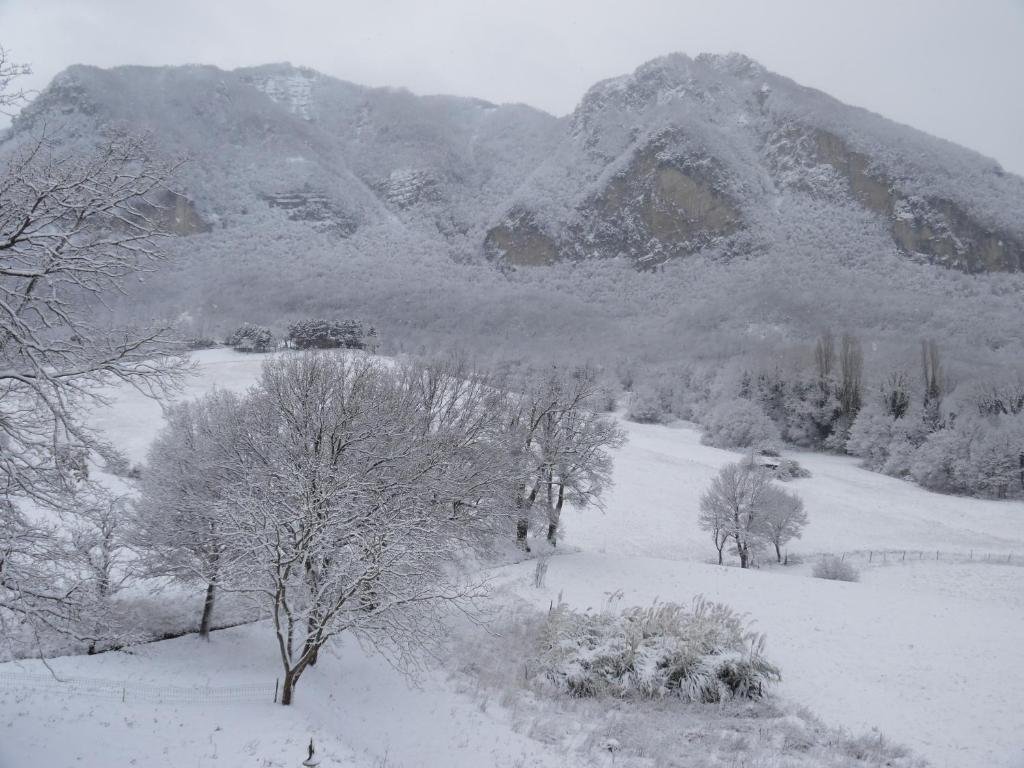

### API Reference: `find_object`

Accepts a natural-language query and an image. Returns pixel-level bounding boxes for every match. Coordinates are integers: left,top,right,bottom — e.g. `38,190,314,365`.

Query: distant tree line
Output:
224,318,378,353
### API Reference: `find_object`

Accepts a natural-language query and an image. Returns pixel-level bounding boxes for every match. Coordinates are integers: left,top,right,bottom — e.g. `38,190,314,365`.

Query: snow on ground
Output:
564,417,1024,559
0,623,580,768
495,553,1024,768
3,349,1023,767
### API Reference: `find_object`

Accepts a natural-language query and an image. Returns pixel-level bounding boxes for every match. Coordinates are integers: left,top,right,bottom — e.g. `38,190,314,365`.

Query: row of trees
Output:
226,319,377,353
132,354,624,704
698,462,808,567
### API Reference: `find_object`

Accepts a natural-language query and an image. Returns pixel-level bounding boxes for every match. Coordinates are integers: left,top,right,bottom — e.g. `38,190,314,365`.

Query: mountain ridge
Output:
3,52,1024,372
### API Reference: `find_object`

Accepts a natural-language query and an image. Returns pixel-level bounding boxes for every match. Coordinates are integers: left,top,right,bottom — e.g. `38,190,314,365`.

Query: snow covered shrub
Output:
625,386,665,423
812,557,859,582
846,401,896,471
184,337,219,350
703,398,781,451
226,323,275,352
536,598,780,703
908,428,969,494
743,454,811,481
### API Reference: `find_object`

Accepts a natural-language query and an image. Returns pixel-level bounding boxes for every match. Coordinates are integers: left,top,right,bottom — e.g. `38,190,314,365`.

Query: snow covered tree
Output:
846,399,898,471
65,492,132,652
0,49,185,637
286,318,365,350
216,353,512,704
133,391,247,638
702,398,780,451
226,323,275,352
508,366,625,548
698,463,773,568
760,486,808,563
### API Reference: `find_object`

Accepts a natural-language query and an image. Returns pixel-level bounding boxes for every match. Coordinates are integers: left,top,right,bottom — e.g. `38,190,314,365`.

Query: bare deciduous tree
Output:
509,366,625,548
760,485,808,563
698,462,772,569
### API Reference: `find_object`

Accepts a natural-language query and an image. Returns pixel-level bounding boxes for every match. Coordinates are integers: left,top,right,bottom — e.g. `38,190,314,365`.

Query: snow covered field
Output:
2,349,1023,768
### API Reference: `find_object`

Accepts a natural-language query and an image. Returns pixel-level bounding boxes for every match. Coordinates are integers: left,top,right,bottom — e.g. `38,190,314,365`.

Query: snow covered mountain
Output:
5,54,1024,366
485,53,1024,272
9,53,1022,273
7,61,563,246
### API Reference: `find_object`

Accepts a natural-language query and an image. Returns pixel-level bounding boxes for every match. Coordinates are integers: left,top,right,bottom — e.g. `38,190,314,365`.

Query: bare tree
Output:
921,339,944,430
880,371,911,420
838,333,863,426
0,46,31,114
814,331,835,383
0,49,186,638
698,463,772,568
697,489,731,565
509,366,625,548
760,486,808,563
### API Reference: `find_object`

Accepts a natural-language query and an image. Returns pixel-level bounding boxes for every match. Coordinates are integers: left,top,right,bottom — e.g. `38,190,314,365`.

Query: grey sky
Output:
2,0,1023,174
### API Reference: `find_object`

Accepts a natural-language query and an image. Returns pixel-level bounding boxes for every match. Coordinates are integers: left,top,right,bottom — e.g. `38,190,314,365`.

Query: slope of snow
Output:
0,623,580,768
563,417,1024,559
4,350,1022,767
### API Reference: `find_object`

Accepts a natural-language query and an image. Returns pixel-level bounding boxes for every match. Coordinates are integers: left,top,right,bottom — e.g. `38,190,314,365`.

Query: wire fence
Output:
0,671,275,703
812,548,1020,567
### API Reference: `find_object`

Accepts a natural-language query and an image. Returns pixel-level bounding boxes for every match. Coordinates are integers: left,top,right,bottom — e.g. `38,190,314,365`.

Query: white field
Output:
2,348,1023,768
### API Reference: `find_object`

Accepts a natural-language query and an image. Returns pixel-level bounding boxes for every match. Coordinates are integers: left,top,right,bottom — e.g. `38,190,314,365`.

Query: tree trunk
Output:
516,518,530,551
738,545,749,569
546,483,565,547
716,546,723,565
281,668,297,706
775,542,782,563
199,580,216,640
306,618,320,666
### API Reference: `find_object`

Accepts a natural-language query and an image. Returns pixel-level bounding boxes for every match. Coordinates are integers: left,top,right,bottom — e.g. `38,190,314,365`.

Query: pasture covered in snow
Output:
2,349,1022,768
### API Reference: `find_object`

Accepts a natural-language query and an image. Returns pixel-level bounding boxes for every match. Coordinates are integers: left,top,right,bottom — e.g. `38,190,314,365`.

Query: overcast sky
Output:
2,0,1022,174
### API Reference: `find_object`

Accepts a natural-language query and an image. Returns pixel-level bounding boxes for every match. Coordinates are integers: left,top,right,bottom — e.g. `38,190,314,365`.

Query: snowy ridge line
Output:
0,671,274,703
809,548,1021,566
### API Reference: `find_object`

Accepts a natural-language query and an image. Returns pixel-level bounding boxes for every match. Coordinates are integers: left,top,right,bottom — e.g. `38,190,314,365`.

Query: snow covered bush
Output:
702,398,781,451
536,598,780,703
812,557,859,582
742,454,811,481
625,386,666,423
846,400,899,471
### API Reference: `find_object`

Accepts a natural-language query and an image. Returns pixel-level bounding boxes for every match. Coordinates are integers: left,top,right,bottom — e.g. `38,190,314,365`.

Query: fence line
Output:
0,671,274,703
813,549,1019,567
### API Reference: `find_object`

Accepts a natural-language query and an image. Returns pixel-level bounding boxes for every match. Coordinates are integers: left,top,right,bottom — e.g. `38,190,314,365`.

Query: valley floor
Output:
3,349,1022,768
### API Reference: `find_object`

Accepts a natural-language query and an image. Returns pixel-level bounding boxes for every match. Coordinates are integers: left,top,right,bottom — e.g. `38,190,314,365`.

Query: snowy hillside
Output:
3,349,1022,768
